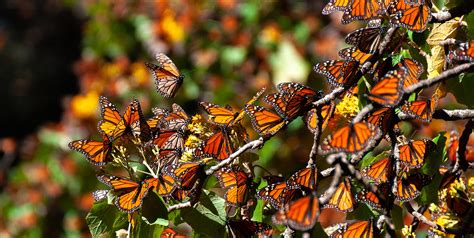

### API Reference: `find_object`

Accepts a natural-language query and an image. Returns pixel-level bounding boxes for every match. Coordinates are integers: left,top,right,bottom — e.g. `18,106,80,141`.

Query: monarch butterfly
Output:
127,99,152,142
394,173,431,202
165,162,205,190
324,177,355,213
367,66,407,107
344,26,384,54
272,195,319,231
287,165,319,191
97,96,128,140
366,107,395,135
449,40,474,62
399,58,423,88
145,53,184,98
216,168,252,206
244,104,287,137
256,180,301,209
200,88,266,126
398,139,435,169
155,148,182,167
339,47,373,65
342,0,387,24
97,97,151,141
447,131,474,163
400,94,439,123
313,60,359,87
305,102,336,133
92,189,109,202
361,157,392,185
226,220,272,238
203,128,233,160
147,107,170,133
264,93,308,120
161,104,191,132
320,122,381,154
328,219,377,238
390,0,432,32
97,175,157,213
322,0,351,15
68,135,112,166
276,82,321,101
156,173,176,197
152,130,185,150
161,228,187,238
355,190,382,211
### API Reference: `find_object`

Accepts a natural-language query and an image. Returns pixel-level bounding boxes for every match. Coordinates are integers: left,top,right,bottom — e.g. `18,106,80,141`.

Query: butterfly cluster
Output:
68,1,474,236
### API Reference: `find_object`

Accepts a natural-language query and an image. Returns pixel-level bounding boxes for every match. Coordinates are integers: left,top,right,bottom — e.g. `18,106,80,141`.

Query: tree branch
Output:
205,138,264,176
431,3,474,22
404,62,474,94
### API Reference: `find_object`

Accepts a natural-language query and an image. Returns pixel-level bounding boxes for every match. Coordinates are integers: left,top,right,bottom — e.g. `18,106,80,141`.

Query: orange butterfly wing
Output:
166,162,204,190
98,96,127,140
342,0,386,24
320,122,381,154
256,182,300,209
200,102,238,126
245,104,286,137
98,175,154,213
323,0,352,14
305,102,336,133
287,165,318,191
324,178,355,213
69,136,111,166
161,228,187,238
362,157,392,184
356,190,382,211
391,0,431,32
273,196,319,231
339,47,373,64
216,168,250,206
203,129,233,160
398,139,435,168
146,53,184,98
368,67,407,107
314,60,359,87
329,219,376,238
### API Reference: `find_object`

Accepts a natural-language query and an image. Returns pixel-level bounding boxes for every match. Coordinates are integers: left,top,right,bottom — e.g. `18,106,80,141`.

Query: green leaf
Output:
251,179,267,222
422,133,446,175
258,138,282,167
141,192,169,226
181,190,226,237
446,72,474,107
311,222,329,238
360,151,389,169
390,204,404,230
86,200,127,237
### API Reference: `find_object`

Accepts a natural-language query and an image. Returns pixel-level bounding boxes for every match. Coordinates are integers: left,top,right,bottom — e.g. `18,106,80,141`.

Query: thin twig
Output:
320,167,335,178
398,109,474,121
205,138,264,176
431,2,474,22
308,106,324,166
319,163,342,205
313,87,345,107
352,104,374,123
404,62,474,94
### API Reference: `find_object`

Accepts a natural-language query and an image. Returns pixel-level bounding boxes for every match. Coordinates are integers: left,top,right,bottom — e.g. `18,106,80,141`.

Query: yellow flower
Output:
435,214,459,228
160,10,185,43
402,225,416,238
449,178,466,198
70,91,99,119
335,94,360,118
185,134,202,148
